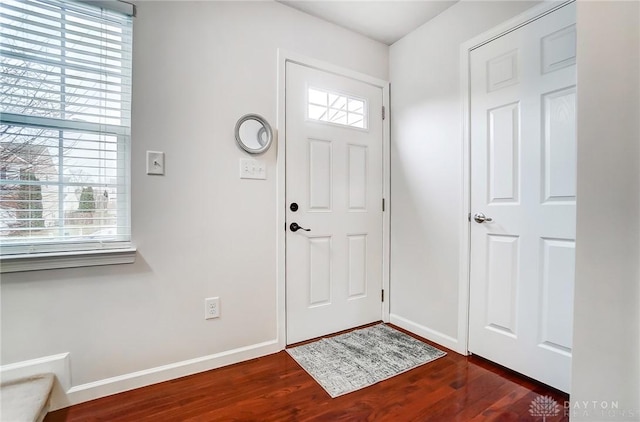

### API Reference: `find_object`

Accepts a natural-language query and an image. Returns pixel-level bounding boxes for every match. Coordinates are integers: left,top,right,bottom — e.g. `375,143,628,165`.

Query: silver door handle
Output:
473,213,493,223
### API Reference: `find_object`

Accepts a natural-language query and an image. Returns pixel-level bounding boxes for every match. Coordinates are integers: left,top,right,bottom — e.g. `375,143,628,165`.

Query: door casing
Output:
276,50,391,349
458,0,577,356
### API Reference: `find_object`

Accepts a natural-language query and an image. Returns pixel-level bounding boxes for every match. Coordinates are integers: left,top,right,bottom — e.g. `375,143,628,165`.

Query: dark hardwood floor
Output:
45,324,568,421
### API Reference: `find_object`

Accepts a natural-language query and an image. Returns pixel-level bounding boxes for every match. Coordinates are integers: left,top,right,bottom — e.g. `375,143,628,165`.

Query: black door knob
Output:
290,222,310,232
290,203,299,212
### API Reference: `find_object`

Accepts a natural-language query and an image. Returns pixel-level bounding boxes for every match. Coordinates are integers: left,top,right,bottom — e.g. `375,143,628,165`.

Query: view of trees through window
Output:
0,0,131,249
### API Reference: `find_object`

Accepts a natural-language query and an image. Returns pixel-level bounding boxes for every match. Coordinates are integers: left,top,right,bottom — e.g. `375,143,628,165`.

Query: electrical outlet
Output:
204,297,220,320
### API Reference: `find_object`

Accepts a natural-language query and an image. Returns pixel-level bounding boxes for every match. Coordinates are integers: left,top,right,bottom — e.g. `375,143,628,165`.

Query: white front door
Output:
468,3,576,392
286,62,384,345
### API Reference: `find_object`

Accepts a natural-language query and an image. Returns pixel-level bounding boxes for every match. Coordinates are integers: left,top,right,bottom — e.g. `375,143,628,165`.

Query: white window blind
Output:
0,0,132,256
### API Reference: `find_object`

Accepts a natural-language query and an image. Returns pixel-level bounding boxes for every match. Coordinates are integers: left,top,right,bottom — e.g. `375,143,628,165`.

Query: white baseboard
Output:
390,314,467,355
65,339,281,408
1,339,281,411
0,353,71,411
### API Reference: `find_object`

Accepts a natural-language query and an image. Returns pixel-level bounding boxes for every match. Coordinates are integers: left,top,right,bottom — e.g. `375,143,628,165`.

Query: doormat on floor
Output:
286,324,446,398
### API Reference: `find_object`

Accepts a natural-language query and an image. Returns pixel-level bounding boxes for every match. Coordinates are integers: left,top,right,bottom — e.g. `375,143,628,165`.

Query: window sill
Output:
0,248,137,273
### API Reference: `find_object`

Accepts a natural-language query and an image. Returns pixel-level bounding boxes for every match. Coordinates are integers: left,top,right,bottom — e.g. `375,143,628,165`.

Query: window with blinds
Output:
0,0,133,255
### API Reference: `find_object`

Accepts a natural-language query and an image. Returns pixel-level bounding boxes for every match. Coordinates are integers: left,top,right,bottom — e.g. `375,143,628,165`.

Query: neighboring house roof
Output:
0,142,55,170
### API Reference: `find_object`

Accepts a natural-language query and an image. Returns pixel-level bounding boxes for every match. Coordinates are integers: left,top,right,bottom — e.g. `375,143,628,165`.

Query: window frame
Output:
305,85,370,131
0,0,135,272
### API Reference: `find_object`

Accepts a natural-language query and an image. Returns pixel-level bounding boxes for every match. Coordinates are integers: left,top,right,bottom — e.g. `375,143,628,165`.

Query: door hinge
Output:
382,198,385,212
381,289,384,302
382,106,386,120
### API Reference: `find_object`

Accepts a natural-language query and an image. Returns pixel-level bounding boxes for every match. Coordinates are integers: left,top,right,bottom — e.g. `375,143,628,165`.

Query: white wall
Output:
571,1,640,418
0,1,387,407
388,1,538,351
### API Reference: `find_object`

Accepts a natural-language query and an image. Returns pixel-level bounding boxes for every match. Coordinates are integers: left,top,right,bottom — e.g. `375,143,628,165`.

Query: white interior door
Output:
286,62,384,345
469,3,576,392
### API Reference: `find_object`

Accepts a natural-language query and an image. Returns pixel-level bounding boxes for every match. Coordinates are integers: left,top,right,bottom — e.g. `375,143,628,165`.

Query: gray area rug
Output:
286,324,446,398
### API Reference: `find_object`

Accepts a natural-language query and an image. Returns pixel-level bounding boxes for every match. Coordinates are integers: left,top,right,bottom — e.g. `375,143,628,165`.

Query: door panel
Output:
486,234,520,337
542,87,577,201
488,102,520,203
469,3,576,392
309,139,332,210
286,62,384,344
539,238,575,354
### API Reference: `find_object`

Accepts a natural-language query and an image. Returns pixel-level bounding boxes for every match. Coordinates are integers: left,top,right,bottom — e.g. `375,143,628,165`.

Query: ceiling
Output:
277,1,459,45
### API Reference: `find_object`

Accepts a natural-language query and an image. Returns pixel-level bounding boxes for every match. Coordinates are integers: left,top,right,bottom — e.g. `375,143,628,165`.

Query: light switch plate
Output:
146,151,165,175
240,158,266,180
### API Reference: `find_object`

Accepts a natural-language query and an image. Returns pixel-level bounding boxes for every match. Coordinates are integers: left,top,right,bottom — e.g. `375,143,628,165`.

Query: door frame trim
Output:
276,50,391,348
458,0,575,355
